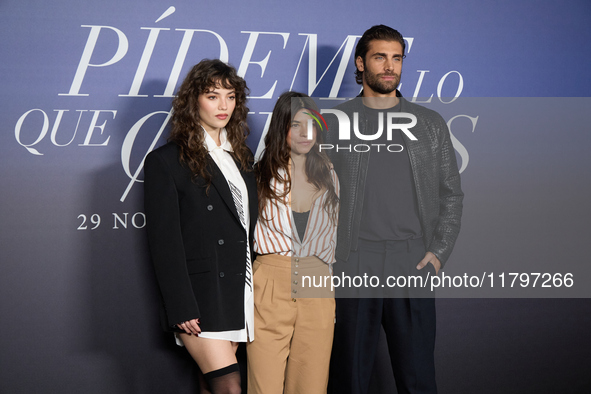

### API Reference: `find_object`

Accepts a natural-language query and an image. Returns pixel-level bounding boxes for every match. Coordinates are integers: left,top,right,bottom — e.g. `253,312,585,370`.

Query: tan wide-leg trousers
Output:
247,254,335,394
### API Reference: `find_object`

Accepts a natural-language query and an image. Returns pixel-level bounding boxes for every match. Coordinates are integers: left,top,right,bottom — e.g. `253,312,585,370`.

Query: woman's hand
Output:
177,318,201,335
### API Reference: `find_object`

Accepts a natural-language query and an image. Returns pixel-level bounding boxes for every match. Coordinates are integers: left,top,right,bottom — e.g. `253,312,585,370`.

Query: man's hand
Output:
416,252,441,275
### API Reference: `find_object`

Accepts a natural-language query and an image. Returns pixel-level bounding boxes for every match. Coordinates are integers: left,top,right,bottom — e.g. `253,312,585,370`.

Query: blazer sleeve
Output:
144,149,200,327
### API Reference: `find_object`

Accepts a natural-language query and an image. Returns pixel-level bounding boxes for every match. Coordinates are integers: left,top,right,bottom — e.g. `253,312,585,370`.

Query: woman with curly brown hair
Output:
144,59,257,393
247,91,339,393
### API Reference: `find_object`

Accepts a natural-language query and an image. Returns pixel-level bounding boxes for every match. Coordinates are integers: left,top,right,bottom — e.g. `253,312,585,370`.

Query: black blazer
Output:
144,142,257,332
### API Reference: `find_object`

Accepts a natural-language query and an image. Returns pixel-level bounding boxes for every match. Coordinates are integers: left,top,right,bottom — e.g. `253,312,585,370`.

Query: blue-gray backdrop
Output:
1,1,590,393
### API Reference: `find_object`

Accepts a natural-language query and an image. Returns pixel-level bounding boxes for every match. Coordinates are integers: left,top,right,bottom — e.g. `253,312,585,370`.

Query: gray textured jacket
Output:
325,92,463,267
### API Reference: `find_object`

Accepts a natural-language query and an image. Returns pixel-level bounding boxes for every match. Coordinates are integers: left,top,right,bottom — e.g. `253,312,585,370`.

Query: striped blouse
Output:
254,167,339,264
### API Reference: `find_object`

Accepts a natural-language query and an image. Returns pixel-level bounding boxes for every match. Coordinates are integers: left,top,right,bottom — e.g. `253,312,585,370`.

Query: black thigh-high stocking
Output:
197,368,211,394
203,363,241,394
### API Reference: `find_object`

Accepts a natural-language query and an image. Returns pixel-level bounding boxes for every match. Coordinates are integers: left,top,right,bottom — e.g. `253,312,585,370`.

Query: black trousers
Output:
328,238,437,394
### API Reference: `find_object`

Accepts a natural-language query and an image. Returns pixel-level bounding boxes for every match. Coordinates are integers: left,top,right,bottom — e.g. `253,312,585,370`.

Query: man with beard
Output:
326,25,463,394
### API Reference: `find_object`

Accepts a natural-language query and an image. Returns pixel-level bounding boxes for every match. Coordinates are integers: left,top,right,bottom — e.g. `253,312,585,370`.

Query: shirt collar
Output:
202,127,233,153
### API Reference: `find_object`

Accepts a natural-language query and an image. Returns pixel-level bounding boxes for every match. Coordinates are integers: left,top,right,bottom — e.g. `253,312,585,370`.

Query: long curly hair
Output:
168,59,251,183
257,91,338,222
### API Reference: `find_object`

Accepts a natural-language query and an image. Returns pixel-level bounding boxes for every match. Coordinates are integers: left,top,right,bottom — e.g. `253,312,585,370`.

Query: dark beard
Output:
364,68,400,94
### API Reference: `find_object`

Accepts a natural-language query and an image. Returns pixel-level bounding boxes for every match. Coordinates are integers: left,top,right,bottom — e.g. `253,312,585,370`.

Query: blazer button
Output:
218,239,224,245
207,205,213,211
219,272,225,278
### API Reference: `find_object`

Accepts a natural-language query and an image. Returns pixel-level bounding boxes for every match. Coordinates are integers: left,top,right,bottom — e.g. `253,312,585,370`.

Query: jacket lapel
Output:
399,97,421,174
208,159,242,227
240,164,258,235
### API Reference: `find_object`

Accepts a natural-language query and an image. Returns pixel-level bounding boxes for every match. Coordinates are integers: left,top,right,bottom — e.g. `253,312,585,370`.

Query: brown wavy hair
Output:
168,59,251,183
257,91,338,222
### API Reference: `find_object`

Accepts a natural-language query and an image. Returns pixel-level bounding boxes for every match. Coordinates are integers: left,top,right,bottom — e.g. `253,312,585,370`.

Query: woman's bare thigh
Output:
179,334,239,373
